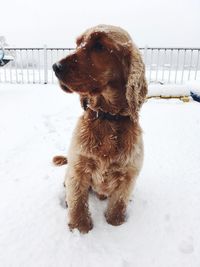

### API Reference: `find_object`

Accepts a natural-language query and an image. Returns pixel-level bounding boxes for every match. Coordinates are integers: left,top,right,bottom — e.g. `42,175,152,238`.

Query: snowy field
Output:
0,84,200,267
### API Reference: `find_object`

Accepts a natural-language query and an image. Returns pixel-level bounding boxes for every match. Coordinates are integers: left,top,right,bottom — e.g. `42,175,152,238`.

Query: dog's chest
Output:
91,165,125,196
74,117,142,195
78,118,134,159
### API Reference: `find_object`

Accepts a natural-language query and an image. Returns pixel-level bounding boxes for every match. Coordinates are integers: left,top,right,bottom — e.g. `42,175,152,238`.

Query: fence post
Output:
43,44,48,84
144,44,148,64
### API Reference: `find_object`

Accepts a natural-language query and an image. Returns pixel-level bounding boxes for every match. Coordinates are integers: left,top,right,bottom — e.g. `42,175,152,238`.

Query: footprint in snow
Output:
179,237,194,254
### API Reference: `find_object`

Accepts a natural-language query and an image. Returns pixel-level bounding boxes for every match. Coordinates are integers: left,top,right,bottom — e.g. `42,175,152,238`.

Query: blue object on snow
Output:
190,91,200,103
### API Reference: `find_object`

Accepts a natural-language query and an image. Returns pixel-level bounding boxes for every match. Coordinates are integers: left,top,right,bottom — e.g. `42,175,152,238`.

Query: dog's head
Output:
53,25,147,120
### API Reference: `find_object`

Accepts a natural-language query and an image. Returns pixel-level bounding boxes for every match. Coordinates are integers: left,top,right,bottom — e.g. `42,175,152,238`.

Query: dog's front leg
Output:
105,169,137,226
65,164,93,233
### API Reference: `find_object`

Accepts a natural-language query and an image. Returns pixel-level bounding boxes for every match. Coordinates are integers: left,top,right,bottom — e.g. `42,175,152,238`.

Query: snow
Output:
188,81,200,95
0,84,200,267
148,81,200,97
148,84,190,97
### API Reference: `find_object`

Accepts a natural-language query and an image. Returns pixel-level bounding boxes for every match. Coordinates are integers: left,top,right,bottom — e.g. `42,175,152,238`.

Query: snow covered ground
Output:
0,84,200,267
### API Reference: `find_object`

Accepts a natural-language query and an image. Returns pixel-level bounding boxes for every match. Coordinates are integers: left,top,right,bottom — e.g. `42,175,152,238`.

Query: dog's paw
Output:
105,201,126,226
105,211,126,226
68,216,93,234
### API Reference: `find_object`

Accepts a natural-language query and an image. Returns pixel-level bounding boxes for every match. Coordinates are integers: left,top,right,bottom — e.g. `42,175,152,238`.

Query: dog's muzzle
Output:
52,62,63,77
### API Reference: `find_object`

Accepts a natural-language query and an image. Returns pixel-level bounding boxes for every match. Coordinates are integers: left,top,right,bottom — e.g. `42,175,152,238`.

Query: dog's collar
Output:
82,98,130,121
91,109,130,121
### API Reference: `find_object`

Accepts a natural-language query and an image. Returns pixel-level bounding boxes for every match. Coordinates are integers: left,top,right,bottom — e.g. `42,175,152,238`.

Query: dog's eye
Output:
92,42,104,52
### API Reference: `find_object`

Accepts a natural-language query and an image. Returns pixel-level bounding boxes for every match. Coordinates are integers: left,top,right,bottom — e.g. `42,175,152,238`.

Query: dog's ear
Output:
125,47,148,122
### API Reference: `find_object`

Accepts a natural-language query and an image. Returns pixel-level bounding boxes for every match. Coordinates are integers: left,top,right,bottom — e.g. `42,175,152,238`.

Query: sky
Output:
1,0,200,48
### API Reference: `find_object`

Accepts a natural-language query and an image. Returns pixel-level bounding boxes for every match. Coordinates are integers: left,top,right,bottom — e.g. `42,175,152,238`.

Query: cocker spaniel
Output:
52,25,147,233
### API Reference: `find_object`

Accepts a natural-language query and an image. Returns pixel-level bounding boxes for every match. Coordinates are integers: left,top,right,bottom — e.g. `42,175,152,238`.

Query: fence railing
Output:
0,47,200,84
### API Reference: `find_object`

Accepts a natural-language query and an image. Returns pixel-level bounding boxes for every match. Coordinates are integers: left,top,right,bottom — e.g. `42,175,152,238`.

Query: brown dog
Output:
52,25,147,233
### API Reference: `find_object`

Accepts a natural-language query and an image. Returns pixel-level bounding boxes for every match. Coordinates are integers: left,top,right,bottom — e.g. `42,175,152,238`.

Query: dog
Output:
52,25,147,233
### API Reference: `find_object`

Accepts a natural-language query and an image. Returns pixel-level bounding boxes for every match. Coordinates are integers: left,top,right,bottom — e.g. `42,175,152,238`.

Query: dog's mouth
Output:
59,80,102,95
59,81,73,93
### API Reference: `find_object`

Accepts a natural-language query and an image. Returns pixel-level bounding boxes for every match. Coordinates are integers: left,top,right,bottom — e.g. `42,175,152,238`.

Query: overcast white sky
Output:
1,0,200,48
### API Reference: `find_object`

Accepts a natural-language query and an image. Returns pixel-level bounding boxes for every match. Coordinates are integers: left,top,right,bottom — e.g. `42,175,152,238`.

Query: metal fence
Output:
0,47,200,84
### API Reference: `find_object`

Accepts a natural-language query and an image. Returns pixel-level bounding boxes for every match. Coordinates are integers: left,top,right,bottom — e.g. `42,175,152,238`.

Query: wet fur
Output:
53,25,147,233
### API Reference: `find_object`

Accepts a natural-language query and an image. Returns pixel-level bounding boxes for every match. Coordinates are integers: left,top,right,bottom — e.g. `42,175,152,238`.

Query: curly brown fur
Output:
53,25,147,233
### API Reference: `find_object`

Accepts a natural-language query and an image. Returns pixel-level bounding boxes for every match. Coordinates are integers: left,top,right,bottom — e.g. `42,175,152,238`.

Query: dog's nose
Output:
52,62,63,75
